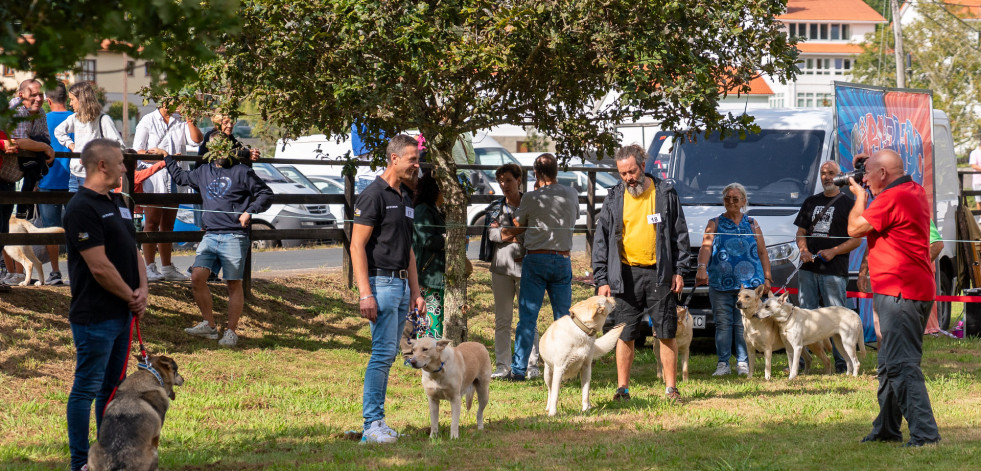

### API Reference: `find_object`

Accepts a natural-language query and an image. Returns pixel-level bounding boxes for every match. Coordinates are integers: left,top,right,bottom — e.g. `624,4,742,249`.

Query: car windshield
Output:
475,146,521,182
277,166,320,192
253,163,292,184
663,130,825,206
314,178,344,194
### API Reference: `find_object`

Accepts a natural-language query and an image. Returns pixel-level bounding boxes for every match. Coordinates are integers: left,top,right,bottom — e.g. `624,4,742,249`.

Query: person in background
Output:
479,163,541,380
847,149,940,447
695,183,772,377
38,81,73,285
132,102,203,282
501,153,579,382
0,130,18,292
794,161,862,373
55,81,126,193
411,173,446,338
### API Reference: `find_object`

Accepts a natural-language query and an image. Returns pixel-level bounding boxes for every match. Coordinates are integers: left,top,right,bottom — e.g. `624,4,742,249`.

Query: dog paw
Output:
33,280,42,287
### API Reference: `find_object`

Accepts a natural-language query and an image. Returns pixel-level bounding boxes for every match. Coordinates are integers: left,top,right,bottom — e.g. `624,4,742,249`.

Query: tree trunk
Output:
426,137,469,344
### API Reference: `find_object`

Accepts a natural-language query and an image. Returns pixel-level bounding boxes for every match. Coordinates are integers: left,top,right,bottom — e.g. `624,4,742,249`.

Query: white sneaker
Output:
376,419,401,438
736,362,750,376
360,420,397,444
712,362,732,376
218,329,238,347
160,264,189,281
4,273,25,285
184,321,220,339
526,366,542,380
146,262,164,282
490,366,510,379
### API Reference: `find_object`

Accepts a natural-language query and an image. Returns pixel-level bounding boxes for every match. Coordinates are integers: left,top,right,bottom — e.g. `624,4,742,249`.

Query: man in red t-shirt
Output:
847,149,940,447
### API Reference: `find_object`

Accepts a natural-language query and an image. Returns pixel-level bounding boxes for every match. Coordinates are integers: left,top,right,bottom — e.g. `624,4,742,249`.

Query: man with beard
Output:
592,144,690,400
793,160,861,373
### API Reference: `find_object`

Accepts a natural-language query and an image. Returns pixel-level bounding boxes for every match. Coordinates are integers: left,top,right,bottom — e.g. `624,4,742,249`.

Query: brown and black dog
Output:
88,354,185,471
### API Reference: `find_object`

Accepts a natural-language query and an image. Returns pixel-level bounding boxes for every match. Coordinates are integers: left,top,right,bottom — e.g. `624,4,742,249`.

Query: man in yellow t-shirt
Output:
592,144,691,401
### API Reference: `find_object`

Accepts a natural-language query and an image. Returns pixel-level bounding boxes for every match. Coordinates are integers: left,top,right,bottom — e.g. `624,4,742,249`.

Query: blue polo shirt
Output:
40,110,73,190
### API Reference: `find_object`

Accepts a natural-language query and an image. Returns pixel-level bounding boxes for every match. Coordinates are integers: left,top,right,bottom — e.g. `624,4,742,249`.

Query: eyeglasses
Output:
723,197,743,202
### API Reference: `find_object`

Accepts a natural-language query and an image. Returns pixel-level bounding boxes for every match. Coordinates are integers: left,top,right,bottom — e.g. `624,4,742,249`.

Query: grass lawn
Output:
1,257,980,470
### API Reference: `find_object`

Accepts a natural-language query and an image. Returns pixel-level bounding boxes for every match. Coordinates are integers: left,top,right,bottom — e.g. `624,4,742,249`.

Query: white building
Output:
767,0,887,108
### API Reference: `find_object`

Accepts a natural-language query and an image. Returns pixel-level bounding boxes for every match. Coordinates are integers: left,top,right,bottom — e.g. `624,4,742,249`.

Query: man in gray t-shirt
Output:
499,153,580,381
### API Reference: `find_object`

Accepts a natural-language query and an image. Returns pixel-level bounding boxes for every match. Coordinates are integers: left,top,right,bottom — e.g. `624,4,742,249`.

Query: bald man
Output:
847,149,940,447
793,161,861,373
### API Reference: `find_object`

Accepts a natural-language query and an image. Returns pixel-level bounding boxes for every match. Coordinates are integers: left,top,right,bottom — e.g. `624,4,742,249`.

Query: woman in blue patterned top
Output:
694,183,772,377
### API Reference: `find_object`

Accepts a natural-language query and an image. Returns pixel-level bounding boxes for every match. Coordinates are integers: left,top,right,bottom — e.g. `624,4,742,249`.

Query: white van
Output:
646,108,958,333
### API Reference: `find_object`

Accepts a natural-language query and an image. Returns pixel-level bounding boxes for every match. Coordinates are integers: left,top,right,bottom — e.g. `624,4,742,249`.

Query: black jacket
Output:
477,196,507,263
591,173,691,292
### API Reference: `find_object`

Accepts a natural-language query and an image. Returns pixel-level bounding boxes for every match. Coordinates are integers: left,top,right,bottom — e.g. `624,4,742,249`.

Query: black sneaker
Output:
45,271,65,286
861,434,903,443
613,387,630,401
499,371,526,382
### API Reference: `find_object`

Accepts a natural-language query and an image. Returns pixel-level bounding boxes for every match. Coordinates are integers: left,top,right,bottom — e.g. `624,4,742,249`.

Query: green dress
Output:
412,203,446,337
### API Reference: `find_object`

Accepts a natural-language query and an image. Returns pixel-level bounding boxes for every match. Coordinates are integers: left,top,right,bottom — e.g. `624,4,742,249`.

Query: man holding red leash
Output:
63,139,148,471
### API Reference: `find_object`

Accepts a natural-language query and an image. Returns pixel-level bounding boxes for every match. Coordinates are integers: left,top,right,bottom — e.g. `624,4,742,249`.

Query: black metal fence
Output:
0,152,615,295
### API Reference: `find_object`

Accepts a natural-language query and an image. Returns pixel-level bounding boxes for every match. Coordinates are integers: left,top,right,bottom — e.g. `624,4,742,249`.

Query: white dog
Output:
406,337,491,439
538,295,624,416
736,286,832,380
756,292,866,379
3,216,65,286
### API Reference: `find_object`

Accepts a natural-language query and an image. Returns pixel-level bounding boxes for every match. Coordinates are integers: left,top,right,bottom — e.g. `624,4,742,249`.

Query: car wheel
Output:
251,222,279,250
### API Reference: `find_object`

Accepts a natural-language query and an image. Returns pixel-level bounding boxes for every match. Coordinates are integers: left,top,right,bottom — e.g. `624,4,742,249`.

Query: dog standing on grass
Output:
654,305,693,382
88,354,184,471
406,337,491,439
3,216,65,286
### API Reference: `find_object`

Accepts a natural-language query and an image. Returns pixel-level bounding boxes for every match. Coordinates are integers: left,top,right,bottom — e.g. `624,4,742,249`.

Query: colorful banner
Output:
834,82,935,342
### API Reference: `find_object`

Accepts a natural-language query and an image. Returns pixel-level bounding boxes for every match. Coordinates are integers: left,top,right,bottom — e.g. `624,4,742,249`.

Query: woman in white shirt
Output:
54,81,126,192
132,103,203,281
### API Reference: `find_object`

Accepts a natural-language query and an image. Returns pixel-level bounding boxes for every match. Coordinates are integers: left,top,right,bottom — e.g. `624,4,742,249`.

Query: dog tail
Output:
17,219,65,234
592,323,626,356
464,384,475,411
858,337,868,358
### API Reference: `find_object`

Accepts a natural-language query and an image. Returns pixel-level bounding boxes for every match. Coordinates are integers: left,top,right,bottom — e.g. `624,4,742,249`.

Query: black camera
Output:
833,157,867,186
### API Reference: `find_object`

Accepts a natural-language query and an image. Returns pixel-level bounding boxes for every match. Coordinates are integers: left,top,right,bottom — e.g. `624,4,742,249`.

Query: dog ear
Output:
755,284,767,298
778,292,789,303
436,339,452,350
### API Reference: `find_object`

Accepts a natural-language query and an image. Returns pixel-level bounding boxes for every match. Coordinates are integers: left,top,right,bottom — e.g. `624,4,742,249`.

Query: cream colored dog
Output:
539,295,624,417
406,337,491,439
756,292,866,379
3,216,64,286
654,305,693,382
736,286,832,380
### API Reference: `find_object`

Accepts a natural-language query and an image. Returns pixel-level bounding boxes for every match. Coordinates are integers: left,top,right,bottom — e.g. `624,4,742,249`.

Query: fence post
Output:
343,172,355,288
124,154,136,214
586,170,596,261
244,221,253,299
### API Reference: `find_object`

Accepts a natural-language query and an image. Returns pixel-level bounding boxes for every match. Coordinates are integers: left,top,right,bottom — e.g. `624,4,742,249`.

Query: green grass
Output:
1,259,980,470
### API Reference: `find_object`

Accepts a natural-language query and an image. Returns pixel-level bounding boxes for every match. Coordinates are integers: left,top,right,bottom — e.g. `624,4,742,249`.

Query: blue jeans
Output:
510,253,572,376
38,188,66,228
710,288,748,364
798,270,850,369
362,275,410,430
68,174,85,193
193,232,250,280
67,315,132,470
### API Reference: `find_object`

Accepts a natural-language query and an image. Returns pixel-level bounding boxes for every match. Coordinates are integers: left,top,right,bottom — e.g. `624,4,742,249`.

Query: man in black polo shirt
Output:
351,134,426,444
62,139,148,471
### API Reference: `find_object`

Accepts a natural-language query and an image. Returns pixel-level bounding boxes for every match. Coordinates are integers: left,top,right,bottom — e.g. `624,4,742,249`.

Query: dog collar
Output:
138,362,166,388
431,362,445,374
571,315,597,336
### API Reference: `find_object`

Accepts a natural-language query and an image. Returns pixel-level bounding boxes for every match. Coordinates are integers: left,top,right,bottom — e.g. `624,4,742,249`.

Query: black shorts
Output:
613,265,677,341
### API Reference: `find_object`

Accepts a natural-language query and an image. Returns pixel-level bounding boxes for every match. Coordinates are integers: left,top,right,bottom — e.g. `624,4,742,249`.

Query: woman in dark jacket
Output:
412,173,446,337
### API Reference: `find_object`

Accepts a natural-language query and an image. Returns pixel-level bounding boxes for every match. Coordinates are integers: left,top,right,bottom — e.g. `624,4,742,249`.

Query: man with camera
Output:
793,160,861,373
847,149,940,447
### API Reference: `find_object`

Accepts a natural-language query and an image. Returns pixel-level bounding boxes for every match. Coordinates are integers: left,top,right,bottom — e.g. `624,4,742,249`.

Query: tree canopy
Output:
0,1,241,128
853,1,981,147
174,0,799,341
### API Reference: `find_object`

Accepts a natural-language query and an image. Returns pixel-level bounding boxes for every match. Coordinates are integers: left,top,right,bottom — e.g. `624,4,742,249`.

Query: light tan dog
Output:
3,216,64,286
736,286,833,380
538,295,624,416
88,354,185,471
756,292,867,379
406,337,491,439
654,305,693,382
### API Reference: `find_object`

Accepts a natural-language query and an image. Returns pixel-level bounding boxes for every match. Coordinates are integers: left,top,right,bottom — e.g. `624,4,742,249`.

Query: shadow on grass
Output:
0,287,74,379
